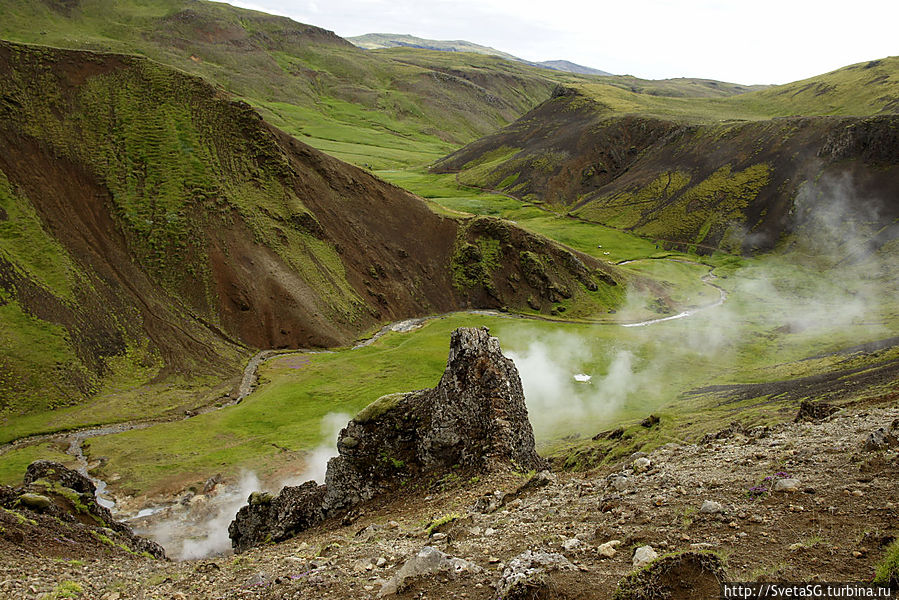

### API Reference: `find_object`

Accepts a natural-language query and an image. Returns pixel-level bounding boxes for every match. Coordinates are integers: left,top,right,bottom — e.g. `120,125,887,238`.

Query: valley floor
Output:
2,402,896,599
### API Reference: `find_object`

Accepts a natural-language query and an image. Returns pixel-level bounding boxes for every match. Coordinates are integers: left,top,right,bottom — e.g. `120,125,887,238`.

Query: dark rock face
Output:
228,481,325,554
230,327,545,552
4,461,166,559
794,400,839,422
24,460,96,495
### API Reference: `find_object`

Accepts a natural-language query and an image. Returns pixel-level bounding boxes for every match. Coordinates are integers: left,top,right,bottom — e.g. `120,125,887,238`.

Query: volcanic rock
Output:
4,461,166,559
230,327,546,552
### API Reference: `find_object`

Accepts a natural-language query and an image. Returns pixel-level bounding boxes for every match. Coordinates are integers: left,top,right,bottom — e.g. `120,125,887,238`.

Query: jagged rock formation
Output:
1,461,166,559
229,327,545,552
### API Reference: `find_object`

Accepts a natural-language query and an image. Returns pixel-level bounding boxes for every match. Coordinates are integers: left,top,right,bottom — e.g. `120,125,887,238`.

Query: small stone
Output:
851,490,864,497
376,557,387,568
700,500,723,514
633,457,652,473
597,540,621,559
789,543,803,551
773,478,801,493
431,532,447,541
562,538,581,551
633,545,658,569
484,528,496,536
610,476,630,492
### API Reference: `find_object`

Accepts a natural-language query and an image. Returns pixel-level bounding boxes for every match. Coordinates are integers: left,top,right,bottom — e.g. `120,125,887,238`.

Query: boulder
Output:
24,460,95,496
6,461,166,560
18,493,52,511
378,546,479,597
773,478,801,493
794,400,839,422
230,327,547,552
632,545,659,568
229,481,325,554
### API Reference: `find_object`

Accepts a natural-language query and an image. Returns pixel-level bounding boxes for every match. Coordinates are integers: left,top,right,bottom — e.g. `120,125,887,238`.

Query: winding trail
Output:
2,262,727,513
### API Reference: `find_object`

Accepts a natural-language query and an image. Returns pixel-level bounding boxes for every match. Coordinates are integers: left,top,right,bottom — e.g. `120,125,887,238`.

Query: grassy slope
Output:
0,0,561,168
434,56,899,253
571,55,899,123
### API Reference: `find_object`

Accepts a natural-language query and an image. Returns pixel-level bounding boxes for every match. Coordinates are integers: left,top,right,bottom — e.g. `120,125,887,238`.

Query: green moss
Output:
42,580,84,599
426,512,462,536
874,539,899,586
2,506,37,526
354,392,408,424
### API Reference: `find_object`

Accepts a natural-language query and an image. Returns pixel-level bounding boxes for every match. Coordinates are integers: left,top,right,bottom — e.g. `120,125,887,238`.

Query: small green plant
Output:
426,512,462,536
874,539,899,587
42,580,83,599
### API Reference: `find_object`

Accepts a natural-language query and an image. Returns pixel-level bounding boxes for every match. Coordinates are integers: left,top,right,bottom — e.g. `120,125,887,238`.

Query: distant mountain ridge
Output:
347,33,613,76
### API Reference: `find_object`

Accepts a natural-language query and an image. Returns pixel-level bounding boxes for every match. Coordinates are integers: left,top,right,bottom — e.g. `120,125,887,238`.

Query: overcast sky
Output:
223,0,897,85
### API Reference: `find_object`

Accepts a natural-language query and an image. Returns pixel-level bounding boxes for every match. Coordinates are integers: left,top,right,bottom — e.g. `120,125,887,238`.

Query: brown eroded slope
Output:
0,41,624,420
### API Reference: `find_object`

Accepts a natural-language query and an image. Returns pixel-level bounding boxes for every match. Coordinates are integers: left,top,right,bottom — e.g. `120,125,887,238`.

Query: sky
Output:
221,0,897,85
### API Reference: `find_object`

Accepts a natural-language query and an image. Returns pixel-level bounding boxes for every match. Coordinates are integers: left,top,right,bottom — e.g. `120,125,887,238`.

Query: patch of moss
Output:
426,512,462,536
42,580,84,599
354,392,407,424
874,539,899,587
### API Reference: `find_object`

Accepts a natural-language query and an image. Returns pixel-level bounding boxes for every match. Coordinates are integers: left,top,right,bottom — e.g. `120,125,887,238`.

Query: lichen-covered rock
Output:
495,550,573,600
5,461,167,560
230,327,546,552
24,460,96,496
378,546,480,597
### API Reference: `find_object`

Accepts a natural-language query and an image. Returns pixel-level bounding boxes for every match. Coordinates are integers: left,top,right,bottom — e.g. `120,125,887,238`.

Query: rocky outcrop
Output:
230,327,546,552
2,461,166,559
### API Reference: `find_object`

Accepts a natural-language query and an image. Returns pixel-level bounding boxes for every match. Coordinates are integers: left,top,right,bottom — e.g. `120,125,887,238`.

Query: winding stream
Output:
2,260,727,516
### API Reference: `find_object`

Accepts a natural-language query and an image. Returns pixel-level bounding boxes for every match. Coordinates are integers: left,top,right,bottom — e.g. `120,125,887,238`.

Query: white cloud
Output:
215,0,899,84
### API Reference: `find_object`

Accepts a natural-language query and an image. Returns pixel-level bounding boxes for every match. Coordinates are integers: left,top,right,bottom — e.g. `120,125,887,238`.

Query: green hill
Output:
0,40,627,439
0,0,562,168
433,56,899,253
347,33,613,76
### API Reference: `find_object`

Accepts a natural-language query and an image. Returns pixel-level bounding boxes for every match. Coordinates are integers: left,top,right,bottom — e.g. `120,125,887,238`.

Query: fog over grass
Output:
511,174,895,437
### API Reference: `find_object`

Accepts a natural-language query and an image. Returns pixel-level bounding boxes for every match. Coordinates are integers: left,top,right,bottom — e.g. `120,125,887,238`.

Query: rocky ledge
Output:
1,460,166,560
229,327,546,552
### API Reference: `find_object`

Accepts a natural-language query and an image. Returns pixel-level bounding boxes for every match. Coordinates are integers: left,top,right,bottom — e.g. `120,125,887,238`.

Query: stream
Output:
2,261,727,524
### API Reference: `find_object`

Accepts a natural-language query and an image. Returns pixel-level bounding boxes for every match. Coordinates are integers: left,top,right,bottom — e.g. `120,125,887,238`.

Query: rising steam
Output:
144,412,349,560
509,172,893,437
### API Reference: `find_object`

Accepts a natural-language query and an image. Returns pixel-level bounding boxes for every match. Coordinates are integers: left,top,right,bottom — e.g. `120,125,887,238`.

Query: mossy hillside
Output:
3,42,366,323
448,217,627,318
579,164,773,248
440,93,899,253
0,0,563,169
0,172,79,302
